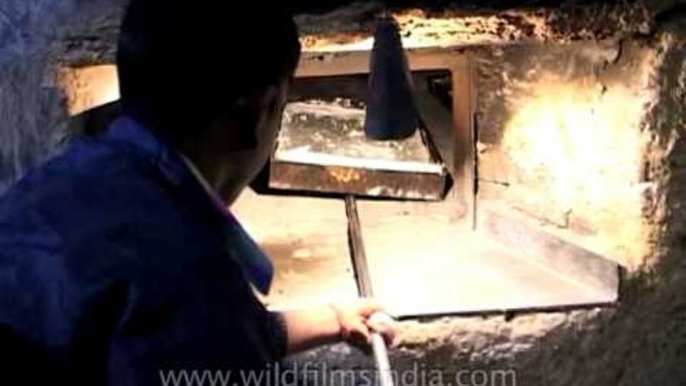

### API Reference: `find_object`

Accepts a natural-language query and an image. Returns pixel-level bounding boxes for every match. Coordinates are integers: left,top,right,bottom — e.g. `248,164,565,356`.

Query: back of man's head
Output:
117,0,301,145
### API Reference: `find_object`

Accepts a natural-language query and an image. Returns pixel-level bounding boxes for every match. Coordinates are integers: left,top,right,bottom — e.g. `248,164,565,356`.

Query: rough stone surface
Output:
0,0,126,191
475,40,659,270
2,1,686,386
295,1,679,51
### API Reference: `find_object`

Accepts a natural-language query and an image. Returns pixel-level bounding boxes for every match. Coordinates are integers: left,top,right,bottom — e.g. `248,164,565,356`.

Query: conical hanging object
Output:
364,15,420,140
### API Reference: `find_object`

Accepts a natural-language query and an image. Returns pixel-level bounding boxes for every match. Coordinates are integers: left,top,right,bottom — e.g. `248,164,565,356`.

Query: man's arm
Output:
278,299,396,354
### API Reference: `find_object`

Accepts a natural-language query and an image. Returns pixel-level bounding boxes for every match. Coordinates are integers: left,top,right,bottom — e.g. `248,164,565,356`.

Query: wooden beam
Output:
296,49,464,78
451,53,477,229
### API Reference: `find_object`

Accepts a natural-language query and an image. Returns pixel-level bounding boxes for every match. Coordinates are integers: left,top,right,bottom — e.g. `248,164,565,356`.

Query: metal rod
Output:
344,195,395,386
345,195,373,297
372,333,395,386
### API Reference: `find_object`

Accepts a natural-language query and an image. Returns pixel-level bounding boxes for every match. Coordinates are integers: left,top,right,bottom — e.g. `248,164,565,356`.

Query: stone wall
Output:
475,40,659,270
393,18,686,386
2,1,686,385
0,0,124,191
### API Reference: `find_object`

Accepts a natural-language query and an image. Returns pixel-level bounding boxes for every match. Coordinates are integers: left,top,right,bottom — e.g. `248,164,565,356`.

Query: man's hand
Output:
279,299,397,355
329,299,396,351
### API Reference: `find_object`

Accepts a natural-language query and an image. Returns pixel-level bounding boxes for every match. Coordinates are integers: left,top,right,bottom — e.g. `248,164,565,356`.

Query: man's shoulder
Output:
2,137,156,210
0,134,226,302
0,136,187,249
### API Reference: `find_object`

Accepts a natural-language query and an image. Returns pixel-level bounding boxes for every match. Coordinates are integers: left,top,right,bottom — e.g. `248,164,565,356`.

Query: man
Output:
0,1,395,385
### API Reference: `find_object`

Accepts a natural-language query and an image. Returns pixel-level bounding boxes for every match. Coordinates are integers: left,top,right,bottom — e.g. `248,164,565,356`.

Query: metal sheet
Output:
270,162,445,200
479,203,620,301
356,199,619,318
269,100,446,200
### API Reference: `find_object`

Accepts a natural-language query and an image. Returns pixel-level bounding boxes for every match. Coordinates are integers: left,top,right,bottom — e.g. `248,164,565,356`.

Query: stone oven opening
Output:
5,0,686,384
59,46,620,319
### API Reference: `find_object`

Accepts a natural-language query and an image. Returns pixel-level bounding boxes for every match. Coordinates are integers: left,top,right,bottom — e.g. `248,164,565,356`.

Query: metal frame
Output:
295,49,477,227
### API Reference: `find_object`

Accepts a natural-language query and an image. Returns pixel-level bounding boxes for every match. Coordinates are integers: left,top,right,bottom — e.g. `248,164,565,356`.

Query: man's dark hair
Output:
117,0,301,145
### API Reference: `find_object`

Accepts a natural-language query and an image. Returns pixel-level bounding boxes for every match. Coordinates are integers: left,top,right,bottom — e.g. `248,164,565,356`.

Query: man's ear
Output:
222,97,259,151
232,106,259,150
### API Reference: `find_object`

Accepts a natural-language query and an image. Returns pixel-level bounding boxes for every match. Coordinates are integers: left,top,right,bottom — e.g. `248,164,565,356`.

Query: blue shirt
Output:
0,116,287,385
